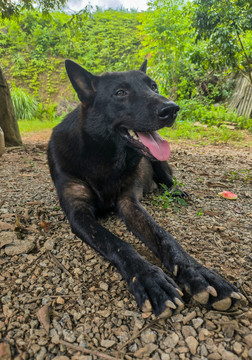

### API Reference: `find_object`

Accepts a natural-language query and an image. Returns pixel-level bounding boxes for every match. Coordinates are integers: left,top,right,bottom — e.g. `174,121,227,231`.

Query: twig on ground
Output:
58,339,120,360
47,251,73,277
26,294,80,304
118,317,161,351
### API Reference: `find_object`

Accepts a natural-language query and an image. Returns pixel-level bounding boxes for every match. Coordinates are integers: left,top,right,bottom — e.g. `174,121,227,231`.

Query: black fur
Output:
48,60,239,316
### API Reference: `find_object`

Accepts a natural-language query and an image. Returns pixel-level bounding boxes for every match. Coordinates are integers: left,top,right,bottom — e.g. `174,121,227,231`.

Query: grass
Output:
18,118,61,135
159,120,250,146
11,88,39,120
153,180,188,210
177,100,252,130
18,116,251,147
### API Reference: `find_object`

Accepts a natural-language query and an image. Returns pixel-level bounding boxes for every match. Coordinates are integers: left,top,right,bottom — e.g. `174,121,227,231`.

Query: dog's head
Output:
65,59,179,161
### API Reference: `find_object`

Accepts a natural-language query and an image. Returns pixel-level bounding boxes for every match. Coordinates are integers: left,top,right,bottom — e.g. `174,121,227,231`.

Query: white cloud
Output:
66,0,148,12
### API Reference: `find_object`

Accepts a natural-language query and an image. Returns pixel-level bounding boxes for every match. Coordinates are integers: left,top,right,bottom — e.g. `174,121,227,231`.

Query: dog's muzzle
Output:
158,101,180,121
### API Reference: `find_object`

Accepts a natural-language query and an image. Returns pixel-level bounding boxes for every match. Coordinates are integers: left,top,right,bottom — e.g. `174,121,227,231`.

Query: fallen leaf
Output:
207,182,226,188
14,215,25,232
21,173,33,177
24,208,30,221
40,221,51,232
212,226,226,232
0,213,16,218
233,205,243,214
27,201,42,205
0,221,13,230
36,305,51,333
203,210,222,217
218,191,237,200
26,225,40,233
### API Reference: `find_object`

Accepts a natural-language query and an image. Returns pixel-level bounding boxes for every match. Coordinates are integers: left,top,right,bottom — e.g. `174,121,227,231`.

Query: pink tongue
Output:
137,131,171,161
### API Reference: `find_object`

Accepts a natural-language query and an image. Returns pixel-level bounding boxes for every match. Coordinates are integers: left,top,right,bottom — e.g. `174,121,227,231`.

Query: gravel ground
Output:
0,140,251,360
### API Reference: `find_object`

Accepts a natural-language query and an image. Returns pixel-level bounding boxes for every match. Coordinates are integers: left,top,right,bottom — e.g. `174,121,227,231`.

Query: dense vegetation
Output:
0,0,251,141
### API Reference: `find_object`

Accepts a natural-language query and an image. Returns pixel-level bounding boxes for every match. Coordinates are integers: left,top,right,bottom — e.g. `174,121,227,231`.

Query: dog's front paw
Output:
175,264,246,311
129,265,184,317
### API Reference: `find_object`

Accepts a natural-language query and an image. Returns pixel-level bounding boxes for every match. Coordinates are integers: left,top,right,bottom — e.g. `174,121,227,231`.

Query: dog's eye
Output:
151,83,158,92
115,89,127,97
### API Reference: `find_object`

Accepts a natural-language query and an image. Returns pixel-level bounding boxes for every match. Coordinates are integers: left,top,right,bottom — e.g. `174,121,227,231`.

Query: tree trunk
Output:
0,67,22,146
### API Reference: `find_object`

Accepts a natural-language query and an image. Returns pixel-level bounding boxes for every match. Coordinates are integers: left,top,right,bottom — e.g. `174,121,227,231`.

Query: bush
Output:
11,87,39,120
177,100,251,130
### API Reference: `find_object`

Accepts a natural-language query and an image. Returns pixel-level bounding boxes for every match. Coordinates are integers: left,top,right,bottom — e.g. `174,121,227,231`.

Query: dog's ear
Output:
139,59,147,73
65,60,98,104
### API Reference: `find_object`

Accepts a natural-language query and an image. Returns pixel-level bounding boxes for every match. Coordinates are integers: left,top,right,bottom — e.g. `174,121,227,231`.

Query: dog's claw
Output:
176,287,184,297
207,285,217,297
142,299,152,313
166,299,177,310
159,306,172,319
185,285,191,295
230,291,241,300
212,297,232,311
193,290,209,304
174,297,184,311
173,265,178,276
238,292,247,302
159,295,184,318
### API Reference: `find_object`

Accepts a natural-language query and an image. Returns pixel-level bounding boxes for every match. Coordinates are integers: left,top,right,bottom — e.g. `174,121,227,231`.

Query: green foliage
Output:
18,118,61,133
11,85,62,122
138,0,234,102
138,0,252,105
153,180,187,209
3,9,140,71
76,10,141,72
225,169,252,183
0,0,68,18
177,100,252,129
0,9,141,103
159,120,246,145
193,0,252,82
1,4,251,136
196,209,204,217
138,0,198,99
11,87,39,120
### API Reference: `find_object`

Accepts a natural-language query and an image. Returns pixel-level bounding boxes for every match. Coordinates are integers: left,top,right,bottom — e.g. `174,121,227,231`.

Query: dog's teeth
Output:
128,130,139,141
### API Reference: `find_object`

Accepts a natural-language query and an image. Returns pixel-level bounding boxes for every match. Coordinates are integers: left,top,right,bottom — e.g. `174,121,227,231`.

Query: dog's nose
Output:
158,101,180,119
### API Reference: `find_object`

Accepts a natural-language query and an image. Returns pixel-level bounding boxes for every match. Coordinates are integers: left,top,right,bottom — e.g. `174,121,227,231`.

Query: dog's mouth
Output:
120,128,171,161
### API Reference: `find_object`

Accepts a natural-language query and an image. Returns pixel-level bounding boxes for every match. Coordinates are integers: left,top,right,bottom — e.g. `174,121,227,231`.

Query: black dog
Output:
47,60,243,317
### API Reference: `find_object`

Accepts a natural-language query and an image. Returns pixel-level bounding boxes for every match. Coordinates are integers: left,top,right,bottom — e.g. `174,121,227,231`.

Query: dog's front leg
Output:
118,194,244,312
58,179,183,317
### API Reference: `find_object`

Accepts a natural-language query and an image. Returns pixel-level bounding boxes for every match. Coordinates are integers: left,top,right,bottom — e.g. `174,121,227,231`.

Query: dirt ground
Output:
0,134,251,360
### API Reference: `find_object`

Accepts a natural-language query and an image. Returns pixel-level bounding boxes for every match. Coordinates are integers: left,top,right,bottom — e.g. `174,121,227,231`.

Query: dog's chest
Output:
80,147,141,210
89,166,138,211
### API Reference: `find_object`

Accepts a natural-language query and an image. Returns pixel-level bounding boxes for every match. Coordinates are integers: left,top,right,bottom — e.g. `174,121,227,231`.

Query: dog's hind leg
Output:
55,177,183,317
152,161,173,188
152,161,188,197
118,193,244,313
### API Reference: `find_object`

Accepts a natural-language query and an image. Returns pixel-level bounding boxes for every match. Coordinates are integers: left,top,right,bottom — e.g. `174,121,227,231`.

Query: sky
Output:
66,0,149,12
